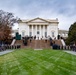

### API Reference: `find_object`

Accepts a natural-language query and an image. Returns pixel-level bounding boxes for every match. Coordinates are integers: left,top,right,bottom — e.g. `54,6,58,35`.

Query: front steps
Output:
54,39,63,46
28,40,51,49
15,39,51,49
14,39,63,49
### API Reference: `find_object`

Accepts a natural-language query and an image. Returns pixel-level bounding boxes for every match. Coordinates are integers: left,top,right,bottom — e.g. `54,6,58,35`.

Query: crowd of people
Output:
0,35,76,51
70,43,76,51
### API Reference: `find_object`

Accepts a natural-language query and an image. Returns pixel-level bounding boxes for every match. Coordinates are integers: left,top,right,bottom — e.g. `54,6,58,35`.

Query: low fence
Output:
53,45,76,51
59,46,71,50
0,44,76,52
0,45,21,51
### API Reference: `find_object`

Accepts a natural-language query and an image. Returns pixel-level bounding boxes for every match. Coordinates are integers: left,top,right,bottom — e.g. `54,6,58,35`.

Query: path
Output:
0,50,14,56
64,50,76,55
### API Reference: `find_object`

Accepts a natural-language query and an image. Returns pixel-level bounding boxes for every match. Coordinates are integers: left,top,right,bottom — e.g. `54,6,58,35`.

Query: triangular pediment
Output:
26,17,50,23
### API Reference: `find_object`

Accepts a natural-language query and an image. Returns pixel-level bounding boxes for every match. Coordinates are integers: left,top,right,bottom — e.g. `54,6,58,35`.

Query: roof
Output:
58,30,68,33
18,17,59,23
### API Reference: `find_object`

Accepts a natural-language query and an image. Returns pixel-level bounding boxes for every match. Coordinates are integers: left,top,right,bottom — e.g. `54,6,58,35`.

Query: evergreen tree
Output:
66,22,76,45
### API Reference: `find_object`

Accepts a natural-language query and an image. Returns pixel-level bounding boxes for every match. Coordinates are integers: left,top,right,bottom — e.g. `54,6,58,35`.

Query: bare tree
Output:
0,10,18,43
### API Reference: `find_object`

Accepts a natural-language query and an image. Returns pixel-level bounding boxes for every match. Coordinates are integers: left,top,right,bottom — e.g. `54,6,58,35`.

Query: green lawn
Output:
0,49,76,75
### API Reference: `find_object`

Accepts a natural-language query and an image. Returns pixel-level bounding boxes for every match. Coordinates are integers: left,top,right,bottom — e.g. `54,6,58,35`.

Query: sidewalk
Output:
64,50,76,55
0,50,14,56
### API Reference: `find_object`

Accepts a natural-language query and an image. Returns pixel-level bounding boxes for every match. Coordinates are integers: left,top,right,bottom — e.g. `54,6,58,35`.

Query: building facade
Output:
17,17,59,39
58,30,68,39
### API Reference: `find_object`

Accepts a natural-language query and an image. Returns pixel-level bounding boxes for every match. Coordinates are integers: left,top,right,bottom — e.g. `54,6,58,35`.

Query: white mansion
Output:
12,17,68,39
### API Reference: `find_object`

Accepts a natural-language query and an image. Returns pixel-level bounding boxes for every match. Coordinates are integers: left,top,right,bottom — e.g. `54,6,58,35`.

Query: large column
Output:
39,25,41,39
42,25,43,38
32,25,33,36
28,25,29,36
36,25,37,38
44,25,45,38
43,25,45,38
33,25,35,36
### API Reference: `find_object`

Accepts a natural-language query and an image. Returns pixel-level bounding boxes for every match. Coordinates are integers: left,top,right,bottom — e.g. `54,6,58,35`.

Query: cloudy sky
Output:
0,0,76,30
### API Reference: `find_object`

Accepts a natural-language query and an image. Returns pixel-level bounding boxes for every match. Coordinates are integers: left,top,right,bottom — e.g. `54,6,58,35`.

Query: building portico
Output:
18,17,59,39
29,25,47,39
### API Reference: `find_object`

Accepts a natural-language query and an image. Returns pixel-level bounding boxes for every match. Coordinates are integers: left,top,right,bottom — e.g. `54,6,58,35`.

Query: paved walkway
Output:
0,50,76,56
34,49,43,50
0,50,14,56
64,50,76,55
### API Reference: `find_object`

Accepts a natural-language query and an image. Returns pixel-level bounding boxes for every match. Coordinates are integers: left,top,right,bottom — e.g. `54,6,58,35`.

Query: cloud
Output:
0,0,76,30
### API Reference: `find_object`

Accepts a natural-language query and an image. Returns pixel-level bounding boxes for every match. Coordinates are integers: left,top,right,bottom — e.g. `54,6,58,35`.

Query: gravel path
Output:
64,50,76,55
0,50,14,56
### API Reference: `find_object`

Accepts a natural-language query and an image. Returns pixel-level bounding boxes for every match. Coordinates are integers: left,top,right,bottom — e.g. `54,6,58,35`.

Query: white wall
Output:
18,23,29,37
47,23,58,39
18,22,58,39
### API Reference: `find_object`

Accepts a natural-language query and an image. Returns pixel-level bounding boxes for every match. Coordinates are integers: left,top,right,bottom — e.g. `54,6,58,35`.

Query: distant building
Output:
58,30,68,38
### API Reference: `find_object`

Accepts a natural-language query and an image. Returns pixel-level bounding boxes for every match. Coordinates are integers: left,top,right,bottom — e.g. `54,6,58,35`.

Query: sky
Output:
0,0,76,30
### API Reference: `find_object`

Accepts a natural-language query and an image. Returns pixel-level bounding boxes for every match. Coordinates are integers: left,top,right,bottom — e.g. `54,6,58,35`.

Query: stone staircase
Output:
15,40,23,46
14,39,51,49
30,40,51,49
14,39,63,49
54,39,63,46
14,40,30,48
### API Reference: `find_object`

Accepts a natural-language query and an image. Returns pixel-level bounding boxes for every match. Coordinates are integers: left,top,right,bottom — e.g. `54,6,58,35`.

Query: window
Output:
37,31,39,34
45,32,47,37
22,32,25,37
52,32,55,37
29,32,32,36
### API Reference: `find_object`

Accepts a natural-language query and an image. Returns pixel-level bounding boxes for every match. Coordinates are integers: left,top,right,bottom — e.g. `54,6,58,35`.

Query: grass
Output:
0,49,76,75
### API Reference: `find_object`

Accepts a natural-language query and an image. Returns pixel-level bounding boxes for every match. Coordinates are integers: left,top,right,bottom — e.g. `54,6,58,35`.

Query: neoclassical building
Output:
17,17,59,39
